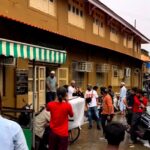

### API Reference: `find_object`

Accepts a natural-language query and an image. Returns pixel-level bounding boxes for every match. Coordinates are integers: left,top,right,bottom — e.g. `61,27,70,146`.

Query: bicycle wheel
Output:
68,127,80,144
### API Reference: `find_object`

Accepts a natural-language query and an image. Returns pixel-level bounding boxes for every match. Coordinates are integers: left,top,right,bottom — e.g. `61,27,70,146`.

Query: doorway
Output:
28,66,46,111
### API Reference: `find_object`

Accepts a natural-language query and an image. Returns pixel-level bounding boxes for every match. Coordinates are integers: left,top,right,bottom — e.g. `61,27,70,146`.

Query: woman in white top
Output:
85,85,101,130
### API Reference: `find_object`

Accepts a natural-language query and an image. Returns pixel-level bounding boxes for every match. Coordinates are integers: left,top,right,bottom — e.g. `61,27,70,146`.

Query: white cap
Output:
71,80,75,84
51,71,55,74
121,82,125,85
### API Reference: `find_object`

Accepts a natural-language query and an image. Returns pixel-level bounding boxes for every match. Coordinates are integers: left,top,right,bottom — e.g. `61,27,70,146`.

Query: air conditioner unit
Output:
72,61,93,72
96,64,110,73
125,68,131,77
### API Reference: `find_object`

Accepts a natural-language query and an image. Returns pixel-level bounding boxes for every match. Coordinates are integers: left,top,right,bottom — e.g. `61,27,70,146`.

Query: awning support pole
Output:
32,59,36,149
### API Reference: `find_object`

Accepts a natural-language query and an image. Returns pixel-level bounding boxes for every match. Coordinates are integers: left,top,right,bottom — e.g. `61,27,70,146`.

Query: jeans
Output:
101,114,113,134
46,92,56,104
88,106,100,127
130,112,142,142
126,110,133,125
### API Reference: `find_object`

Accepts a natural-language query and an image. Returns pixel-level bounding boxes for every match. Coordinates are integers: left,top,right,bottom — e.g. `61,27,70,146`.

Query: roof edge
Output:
87,0,150,43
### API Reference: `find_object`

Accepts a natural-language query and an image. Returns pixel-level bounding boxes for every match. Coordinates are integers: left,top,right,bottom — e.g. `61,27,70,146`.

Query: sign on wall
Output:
16,69,28,95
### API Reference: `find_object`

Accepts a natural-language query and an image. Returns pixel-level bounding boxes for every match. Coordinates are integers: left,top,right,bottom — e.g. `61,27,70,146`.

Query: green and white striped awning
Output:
0,39,67,64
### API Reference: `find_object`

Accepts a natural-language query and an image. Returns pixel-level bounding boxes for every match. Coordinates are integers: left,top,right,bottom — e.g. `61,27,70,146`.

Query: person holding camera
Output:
85,85,101,130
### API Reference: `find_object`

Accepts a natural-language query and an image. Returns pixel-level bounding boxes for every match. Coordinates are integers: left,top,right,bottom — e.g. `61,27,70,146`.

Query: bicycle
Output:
68,119,81,144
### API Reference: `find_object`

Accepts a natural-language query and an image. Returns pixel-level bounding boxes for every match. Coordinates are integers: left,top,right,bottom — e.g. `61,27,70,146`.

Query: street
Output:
69,115,149,150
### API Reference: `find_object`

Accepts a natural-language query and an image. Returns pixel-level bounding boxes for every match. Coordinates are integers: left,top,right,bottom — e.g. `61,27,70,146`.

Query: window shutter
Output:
57,68,68,86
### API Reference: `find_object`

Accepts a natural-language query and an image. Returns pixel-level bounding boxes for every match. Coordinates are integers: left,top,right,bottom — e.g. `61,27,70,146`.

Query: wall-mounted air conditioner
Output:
72,61,93,72
125,67,131,77
96,63,110,73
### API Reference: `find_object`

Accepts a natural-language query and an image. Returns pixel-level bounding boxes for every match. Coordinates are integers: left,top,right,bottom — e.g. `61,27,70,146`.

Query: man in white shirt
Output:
85,85,100,130
68,80,76,99
0,99,28,150
119,82,127,115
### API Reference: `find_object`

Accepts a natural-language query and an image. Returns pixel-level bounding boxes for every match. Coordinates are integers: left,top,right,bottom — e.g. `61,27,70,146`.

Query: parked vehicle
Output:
18,100,32,127
134,106,150,145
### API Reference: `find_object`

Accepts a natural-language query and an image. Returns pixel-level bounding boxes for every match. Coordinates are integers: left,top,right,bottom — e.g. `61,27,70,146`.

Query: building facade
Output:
0,0,149,109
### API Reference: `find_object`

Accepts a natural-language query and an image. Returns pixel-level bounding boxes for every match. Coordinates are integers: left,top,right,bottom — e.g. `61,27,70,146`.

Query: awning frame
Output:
0,38,67,64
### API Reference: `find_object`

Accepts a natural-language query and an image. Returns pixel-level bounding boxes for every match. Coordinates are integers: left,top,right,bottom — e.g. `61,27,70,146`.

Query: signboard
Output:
16,70,28,95
0,56,15,66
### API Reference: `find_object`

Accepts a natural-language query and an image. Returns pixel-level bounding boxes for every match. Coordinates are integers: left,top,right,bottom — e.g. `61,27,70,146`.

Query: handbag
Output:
85,97,92,104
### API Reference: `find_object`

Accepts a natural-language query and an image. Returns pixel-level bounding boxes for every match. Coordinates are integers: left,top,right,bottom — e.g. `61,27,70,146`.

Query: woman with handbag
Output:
85,85,101,130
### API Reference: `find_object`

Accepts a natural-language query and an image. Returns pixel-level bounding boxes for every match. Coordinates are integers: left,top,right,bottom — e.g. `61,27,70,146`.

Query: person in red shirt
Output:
47,86,74,150
130,89,148,144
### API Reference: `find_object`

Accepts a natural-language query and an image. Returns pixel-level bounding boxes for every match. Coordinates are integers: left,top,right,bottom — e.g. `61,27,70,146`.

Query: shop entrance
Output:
28,66,46,111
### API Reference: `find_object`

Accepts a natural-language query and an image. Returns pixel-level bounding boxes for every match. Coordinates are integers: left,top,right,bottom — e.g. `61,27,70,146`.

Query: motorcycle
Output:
18,99,32,127
134,106,150,147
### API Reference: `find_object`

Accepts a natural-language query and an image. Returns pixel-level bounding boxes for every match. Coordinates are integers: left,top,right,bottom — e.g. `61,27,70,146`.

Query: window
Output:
133,69,140,87
134,41,140,53
92,10,105,37
127,35,133,48
123,34,127,47
76,8,79,15
93,18,105,37
110,26,119,43
111,65,119,86
72,6,75,13
72,71,85,87
68,4,71,11
72,61,85,87
29,0,57,17
96,73,108,87
124,67,131,87
80,10,83,17
68,0,85,29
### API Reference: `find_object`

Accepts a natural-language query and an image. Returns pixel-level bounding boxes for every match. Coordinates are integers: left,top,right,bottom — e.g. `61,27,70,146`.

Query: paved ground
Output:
69,115,149,150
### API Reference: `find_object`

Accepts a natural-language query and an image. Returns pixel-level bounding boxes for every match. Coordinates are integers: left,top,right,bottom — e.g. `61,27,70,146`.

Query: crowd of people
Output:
0,70,149,150
44,70,150,149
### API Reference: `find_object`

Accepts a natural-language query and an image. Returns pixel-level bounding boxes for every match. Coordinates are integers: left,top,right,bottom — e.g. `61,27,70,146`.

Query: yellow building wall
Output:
0,0,141,60
2,58,29,108
2,66,15,108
